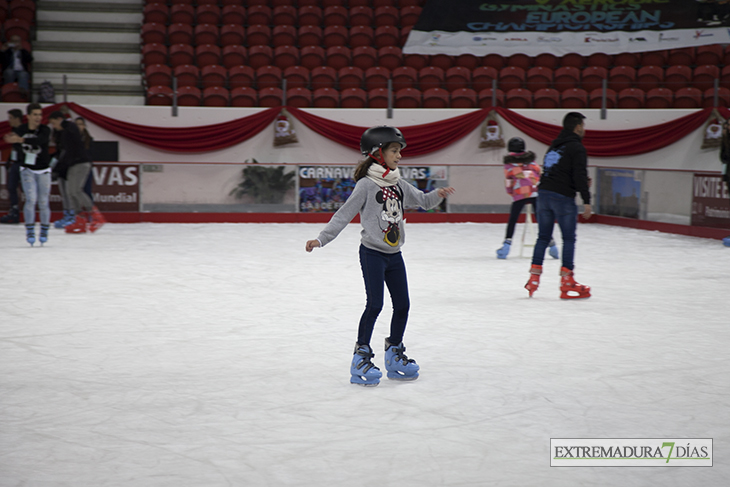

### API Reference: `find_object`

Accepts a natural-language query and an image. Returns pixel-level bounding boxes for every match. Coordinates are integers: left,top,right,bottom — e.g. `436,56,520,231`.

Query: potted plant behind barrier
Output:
229,160,296,204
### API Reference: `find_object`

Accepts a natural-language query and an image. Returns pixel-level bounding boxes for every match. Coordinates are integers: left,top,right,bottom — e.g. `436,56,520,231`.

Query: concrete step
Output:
36,20,141,33
54,94,146,105
32,83,144,96
36,30,141,43
32,50,141,65
38,1,143,13
34,62,141,75
32,72,142,86
36,10,143,24
32,41,140,53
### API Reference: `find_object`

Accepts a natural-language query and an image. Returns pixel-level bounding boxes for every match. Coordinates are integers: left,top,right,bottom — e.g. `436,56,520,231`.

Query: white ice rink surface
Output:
1,221,729,487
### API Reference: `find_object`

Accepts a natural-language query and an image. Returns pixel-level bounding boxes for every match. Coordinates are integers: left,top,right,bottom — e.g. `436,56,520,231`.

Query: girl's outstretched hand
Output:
305,239,321,252
437,187,456,198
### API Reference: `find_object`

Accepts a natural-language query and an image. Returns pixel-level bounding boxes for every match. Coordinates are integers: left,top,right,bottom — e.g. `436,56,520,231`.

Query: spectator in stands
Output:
1,35,33,98
47,111,105,233
0,108,24,224
721,120,730,197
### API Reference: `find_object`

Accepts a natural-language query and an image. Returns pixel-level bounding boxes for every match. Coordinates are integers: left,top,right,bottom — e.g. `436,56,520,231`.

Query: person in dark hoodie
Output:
525,112,592,299
497,136,559,260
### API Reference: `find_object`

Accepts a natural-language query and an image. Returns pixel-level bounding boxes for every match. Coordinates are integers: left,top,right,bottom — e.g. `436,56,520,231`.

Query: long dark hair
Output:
353,142,398,181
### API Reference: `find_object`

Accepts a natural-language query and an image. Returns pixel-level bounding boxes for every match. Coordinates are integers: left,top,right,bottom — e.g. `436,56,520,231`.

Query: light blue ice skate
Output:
384,339,419,381
54,210,75,229
25,224,35,246
350,344,382,387
39,224,50,246
496,240,511,259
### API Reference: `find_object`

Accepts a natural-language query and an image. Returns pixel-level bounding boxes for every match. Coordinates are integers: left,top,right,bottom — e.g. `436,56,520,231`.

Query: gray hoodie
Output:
317,177,443,254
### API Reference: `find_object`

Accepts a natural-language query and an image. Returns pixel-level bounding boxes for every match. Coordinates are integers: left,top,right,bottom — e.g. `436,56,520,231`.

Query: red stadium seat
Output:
641,50,667,68
196,4,220,25
429,53,454,71
248,45,273,69
146,85,173,106
298,6,323,26
323,6,348,26
364,66,390,90
374,6,399,27
144,3,168,24
646,87,673,108
141,23,166,45
142,43,167,67
560,88,588,108
391,66,417,91
373,0,395,7
221,0,245,5
472,66,498,92
665,65,692,90
396,87,423,108
668,48,695,66
323,25,348,48
533,88,560,108
169,44,195,67
534,52,558,69
170,4,194,24
176,86,201,106
341,88,367,108
231,86,258,107
201,64,226,88
295,0,318,5
589,88,617,108
256,65,283,89
247,25,272,47
350,26,374,48
374,25,400,48
326,46,351,70
3,19,30,42
368,88,389,108
608,65,636,92
553,66,580,92
9,0,35,24
272,25,297,47
286,87,312,107
445,66,471,91
703,87,730,108
1,82,26,103
560,52,584,69
455,53,479,70
194,24,219,46
526,66,553,91
338,66,364,90
483,53,506,70
196,44,222,67
168,23,193,45
202,86,229,107
284,65,310,89
173,64,199,87
273,5,297,25
450,88,477,108
586,52,612,68
399,0,423,6
506,88,532,108
613,52,639,67
221,5,245,25
348,0,370,6
507,53,531,70
300,46,326,70
222,45,246,69
248,5,272,26
721,65,730,90
349,6,373,26
310,66,337,89
298,26,323,47
145,64,172,87
637,65,664,91
352,46,378,70
498,66,525,91
220,24,245,47
419,66,445,90
693,65,720,92
273,45,299,69
313,87,339,108
404,53,428,71
696,44,723,66
259,87,284,107
322,0,345,6
229,66,255,88
377,46,402,71
478,88,505,108
399,5,422,27
617,88,645,108
673,87,702,108
581,66,607,92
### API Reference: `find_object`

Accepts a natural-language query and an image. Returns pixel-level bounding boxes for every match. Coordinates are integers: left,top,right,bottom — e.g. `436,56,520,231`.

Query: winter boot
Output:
39,224,50,246
65,215,88,234
0,206,20,224
384,339,419,381
88,207,106,233
54,210,75,229
525,264,542,297
25,224,35,246
350,344,382,387
548,238,559,259
560,267,591,300
496,239,511,259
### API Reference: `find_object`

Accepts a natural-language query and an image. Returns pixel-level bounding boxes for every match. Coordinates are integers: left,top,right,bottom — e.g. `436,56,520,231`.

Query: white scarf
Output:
366,164,400,187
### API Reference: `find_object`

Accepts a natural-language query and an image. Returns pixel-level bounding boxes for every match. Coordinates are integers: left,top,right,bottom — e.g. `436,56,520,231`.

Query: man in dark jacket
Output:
525,112,592,300
1,35,33,96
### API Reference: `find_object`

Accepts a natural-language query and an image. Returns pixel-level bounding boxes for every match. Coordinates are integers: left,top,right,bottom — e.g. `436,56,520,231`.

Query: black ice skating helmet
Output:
360,125,407,158
507,137,525,153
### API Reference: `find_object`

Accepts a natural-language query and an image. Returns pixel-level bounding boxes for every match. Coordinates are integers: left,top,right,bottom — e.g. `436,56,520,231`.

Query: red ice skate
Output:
65,215,88,233
525,264,542,297
88,207,106,233
560,267,591,299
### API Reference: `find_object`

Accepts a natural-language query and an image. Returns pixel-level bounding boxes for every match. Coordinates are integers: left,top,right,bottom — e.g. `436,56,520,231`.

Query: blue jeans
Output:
358,245,410,347
20,168,51,225
532,190,578,270
3,68,30,92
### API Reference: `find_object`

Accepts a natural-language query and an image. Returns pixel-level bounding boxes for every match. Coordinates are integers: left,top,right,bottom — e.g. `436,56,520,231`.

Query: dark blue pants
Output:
358,245,410,347
6,162,21,207
505,197,536,240
532,190,578,270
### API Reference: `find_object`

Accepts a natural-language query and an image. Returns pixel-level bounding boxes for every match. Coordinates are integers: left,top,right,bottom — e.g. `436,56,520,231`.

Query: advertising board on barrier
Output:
691,172,730,228
596,168,642,219
298,166,449,213
0,163,140,212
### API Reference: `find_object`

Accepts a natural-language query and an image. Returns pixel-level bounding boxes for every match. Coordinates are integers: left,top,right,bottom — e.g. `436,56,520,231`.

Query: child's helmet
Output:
507,137,525,153
360,126,407,156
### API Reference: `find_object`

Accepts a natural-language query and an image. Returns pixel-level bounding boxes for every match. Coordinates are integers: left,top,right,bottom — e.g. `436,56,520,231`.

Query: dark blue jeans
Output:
358,245,410,347
532,190,578,270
